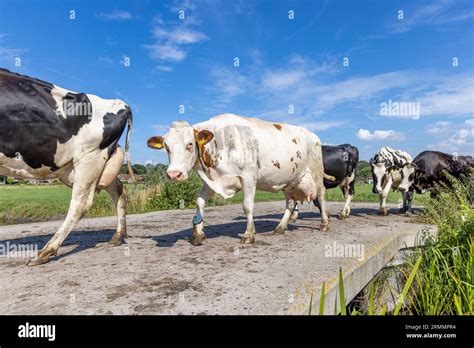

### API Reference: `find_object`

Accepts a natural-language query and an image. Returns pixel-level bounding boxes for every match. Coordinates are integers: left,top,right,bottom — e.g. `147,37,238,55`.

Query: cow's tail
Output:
324,173,336,181
125,111,136,183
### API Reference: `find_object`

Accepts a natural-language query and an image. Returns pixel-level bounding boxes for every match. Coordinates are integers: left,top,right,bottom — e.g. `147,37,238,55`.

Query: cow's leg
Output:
27,155,106,266
402,189,413,217
316,184,329,231
340,180,355,219
191,184,214,246
379,184,390,216
239,176,256,244
274,197,293,235
289,202,299,222
104,179,128,246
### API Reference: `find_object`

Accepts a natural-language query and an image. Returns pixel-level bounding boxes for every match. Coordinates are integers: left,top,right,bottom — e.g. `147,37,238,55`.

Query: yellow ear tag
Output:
154,143,164,149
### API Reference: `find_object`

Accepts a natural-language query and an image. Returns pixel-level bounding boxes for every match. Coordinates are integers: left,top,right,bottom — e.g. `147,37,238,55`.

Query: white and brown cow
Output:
0,68,135,265
147,114,331,245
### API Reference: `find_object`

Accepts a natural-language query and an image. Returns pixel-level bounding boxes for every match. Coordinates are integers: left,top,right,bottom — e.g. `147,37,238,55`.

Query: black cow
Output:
399,150,474,196
0,68,135,265
293,144,359,220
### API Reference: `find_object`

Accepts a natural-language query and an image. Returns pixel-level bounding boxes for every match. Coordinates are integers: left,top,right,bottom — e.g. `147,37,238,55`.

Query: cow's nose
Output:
167,170,183,181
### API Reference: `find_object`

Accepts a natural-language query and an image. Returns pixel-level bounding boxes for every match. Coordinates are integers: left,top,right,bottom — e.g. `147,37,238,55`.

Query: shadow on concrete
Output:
0,229,115,263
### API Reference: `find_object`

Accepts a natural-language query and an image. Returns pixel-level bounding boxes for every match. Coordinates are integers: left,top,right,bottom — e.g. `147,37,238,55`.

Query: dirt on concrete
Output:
0,201,431,315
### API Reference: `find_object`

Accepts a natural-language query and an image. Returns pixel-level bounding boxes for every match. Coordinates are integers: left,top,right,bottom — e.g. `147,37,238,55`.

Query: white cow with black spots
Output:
369,146,413,216
0,68,135,265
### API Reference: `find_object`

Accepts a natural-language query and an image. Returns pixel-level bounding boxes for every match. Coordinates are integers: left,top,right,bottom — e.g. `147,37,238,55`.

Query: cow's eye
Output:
186,142,194,151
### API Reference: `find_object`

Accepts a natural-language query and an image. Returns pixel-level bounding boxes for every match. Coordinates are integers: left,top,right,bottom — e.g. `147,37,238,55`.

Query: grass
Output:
406,174,473,315
0,182,427,225
0,185,71,225
314,173,473,315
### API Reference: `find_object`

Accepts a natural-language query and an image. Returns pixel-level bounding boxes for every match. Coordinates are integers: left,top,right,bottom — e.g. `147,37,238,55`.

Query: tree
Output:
132,164,147,175
356,160,372,179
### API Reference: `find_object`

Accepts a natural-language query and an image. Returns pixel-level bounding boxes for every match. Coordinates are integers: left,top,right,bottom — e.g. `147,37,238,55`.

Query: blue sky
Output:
1,0,473,164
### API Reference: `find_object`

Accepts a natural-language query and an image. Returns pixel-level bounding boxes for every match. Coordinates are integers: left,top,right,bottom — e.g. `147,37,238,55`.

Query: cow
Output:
0,68,135,265
369,146,413,216
292,144,359,221
147,114,332,245
398,150,474,196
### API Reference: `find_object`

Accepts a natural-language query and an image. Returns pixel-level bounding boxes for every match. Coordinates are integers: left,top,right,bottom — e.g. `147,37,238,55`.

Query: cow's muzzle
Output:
167,170,185,182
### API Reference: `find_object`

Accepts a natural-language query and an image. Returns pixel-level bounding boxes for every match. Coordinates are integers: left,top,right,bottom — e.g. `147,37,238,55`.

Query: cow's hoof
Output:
240,234,255,244
191,234,206,246
379,209,388,216
107,238,124,247
26,249,57,266
26,257,50,266
404,211,412,217
320,224,329,232
338,214,348,220
272,226,286,235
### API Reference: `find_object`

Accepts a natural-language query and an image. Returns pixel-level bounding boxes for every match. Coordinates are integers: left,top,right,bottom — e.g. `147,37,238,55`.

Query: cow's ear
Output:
147,136,165,150
369,158,375,165
195,130,214,146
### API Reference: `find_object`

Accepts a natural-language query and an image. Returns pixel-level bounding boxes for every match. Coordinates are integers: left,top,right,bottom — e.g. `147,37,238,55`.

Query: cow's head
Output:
370,157,392,194
398,163,417,192
147,121,214,182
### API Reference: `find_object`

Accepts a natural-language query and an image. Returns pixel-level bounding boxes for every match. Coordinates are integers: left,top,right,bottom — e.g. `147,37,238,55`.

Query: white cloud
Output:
145,7,207,64
262,70,306,91
153,27,207,44
426,121,452,135
356,129,405,141
155,65,173,72
168,0,197,12
435,118,474,153
417,75,474,117
465,119,474,127
209,66,250,105
99,10,134,21
0,34,28,63
298,121,346,131
261,54,337,92
392,2,474,33
0,47,27,63
99,56,113,63
145,44,187,62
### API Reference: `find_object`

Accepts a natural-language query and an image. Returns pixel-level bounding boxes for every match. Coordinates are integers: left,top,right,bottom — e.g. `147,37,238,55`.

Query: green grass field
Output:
0,183,427,225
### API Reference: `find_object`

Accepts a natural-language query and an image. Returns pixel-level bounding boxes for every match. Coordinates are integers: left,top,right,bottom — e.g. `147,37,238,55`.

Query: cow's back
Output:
195,114,322,189
0,69,129,172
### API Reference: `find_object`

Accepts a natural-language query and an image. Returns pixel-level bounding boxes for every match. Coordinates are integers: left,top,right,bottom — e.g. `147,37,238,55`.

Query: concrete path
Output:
0,201,434,315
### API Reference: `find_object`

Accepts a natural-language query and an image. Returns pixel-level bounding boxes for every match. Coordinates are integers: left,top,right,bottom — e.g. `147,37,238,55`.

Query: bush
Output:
406,173,474,315
89,165,205,217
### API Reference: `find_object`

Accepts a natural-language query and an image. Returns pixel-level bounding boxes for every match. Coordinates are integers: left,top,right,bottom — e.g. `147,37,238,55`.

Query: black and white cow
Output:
369,146,413,216
293,144,359,220
0,68,135,265
398,150,474,196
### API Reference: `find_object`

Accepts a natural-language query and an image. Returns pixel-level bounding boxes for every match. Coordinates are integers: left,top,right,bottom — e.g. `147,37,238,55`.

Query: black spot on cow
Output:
100,107,130,157
321,144,359,189
0,69,93,170
271,160,281,169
